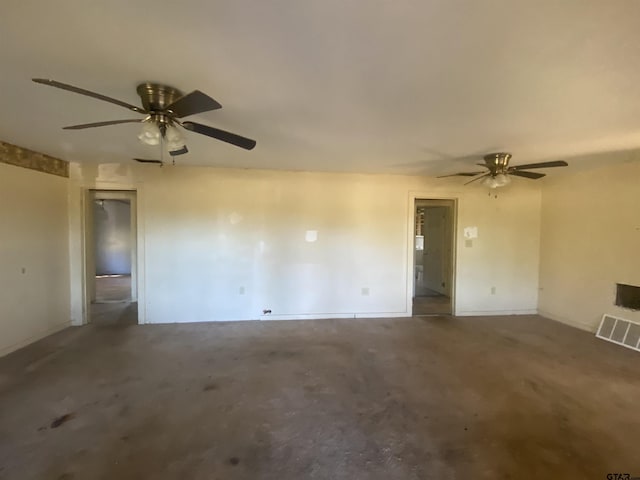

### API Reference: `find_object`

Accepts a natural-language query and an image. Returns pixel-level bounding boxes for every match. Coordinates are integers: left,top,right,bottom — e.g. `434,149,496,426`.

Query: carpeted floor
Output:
1,312,639,479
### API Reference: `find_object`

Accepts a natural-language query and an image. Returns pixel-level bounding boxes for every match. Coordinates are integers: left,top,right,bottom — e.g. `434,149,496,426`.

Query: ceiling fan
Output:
32,79,256,159
438,152,568,188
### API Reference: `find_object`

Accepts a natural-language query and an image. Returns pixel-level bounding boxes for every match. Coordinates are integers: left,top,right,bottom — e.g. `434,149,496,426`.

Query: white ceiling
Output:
2,0,640,175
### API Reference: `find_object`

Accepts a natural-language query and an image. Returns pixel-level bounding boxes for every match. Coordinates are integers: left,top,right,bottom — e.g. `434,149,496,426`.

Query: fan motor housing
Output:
136,83,183,112
484,152,512,174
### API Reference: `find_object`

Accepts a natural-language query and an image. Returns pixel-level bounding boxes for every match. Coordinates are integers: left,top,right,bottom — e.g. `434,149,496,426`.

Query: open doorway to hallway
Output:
94,198,131,302
87,190,138,325
413,199,455,315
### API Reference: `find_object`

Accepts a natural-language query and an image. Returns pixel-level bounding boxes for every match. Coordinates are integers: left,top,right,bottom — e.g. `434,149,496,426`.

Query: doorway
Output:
413,199,455,315
86,190,138,324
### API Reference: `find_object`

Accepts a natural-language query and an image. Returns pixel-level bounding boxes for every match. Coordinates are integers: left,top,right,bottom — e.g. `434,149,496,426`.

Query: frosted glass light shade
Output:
138,121,161,146
482,176,499,189
494,173,511,187
483,174,511,189
165,124,185,152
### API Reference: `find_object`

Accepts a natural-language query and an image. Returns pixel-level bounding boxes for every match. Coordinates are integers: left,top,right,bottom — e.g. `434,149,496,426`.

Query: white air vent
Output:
596,314,640,353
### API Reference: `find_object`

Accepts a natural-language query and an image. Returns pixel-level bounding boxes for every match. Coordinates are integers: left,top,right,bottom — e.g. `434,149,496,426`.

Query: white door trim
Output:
69,181,146,326
406,193,458,316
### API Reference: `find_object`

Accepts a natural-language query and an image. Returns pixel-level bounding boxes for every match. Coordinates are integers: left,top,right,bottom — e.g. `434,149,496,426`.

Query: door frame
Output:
406,194,458,315
80,188,143,324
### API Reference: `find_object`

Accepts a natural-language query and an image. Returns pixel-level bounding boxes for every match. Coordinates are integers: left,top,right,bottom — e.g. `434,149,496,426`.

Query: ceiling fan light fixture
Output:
438,151,567,187
481,173,511,189
482,176,500,189
33,79,257,155
138,120,161,146
165,124,186,153
494,173,511,187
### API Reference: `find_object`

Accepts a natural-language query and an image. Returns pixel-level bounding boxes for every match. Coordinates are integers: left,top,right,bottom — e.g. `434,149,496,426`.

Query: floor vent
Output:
596,314,640,352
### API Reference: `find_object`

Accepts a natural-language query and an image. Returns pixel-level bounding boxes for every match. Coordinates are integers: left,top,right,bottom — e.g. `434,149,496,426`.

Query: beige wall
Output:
0,163,70,356
539,161,640,331
3,151,636,352
69,163,542,324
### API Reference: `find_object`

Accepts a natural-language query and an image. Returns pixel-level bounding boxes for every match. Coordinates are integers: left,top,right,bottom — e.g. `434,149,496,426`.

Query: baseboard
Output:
142,311,412,324
455,309,538,316
0,321,71,358
260,312,411,321
537,309,595,333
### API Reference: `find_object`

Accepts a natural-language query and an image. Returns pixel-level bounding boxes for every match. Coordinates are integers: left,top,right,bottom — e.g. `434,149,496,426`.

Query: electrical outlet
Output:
239,286,245,295
491,286,496,295
361,287,370,296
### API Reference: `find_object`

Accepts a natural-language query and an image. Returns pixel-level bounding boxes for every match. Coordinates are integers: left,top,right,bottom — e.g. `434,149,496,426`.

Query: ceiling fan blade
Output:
133,158,163,164
509,170,546,179
182,121,256,150
33,78,147,114
166,90,222,118
464,173,491,185
63,119,142,130
437,171,485,178
511,160,568,170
